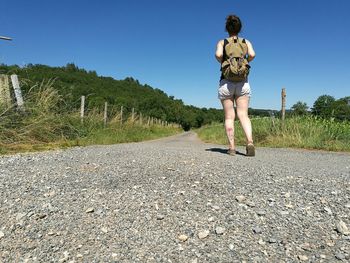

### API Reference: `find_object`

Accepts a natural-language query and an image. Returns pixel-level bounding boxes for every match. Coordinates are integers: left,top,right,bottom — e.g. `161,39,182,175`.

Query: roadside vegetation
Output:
0,80,181,155
197,116,350,152
197,94,350,152
1,64,349,154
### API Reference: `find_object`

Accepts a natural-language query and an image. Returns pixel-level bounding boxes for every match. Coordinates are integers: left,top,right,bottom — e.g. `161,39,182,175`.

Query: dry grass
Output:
0,80,181,155
196,116,350,152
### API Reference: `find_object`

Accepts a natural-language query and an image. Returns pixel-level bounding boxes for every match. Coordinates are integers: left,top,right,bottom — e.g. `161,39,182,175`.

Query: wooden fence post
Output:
139,112,143,125
0,74,12,109
131,107,135,122
10,74,25,111
120,106,123,124
281,88,286,121
80,95,85,124
103,102,108,127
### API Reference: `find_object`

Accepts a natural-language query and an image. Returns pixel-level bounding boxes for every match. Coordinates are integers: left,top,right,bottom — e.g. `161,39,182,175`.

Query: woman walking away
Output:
215,14,256,156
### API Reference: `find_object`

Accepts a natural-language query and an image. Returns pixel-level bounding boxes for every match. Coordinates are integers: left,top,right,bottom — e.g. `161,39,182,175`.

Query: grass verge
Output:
196,116,350,152
0,80,181,155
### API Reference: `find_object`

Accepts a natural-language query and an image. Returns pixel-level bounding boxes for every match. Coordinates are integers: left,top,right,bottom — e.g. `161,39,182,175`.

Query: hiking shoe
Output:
227,149,236,156
246,143,255,157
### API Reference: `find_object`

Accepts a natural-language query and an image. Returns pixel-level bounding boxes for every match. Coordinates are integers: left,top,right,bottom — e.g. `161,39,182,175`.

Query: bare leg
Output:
236,95,253,144
221,99,235,150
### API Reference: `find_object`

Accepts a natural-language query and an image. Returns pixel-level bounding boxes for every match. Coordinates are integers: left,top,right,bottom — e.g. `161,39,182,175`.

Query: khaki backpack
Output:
221,37,250,82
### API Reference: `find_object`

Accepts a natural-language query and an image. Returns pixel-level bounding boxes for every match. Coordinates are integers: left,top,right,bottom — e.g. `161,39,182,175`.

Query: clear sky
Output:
1,0,349,110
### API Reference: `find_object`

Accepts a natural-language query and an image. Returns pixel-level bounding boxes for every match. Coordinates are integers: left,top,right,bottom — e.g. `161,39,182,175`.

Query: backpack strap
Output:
222,38,229,62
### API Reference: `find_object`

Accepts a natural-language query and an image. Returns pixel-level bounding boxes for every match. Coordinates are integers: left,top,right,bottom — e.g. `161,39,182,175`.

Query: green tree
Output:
312,95,335,117
291,101,309,115
331,97,350,121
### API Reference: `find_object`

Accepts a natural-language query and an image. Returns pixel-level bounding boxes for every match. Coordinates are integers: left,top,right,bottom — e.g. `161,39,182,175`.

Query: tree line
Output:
0,63,274,130
291,95,350,121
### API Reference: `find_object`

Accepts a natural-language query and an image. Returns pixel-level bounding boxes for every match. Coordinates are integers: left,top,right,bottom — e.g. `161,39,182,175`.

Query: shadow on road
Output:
205,148,246,156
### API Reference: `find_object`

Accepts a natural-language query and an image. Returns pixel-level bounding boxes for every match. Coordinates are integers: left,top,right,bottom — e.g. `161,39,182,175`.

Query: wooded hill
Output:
0,63,274,130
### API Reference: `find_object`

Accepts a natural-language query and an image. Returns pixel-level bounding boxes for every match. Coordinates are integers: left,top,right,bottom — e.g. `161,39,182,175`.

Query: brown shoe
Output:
246,143,255,157
227,149,236,156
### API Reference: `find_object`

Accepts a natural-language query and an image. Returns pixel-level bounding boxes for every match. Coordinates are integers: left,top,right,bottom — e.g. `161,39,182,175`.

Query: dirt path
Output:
1,132,349,262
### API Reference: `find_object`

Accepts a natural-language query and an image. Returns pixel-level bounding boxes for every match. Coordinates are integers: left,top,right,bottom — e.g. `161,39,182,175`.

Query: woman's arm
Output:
246,40,256,62
215,40,224,63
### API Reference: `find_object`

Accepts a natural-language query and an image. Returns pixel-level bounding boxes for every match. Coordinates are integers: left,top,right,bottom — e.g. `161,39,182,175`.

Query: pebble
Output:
323,207,332,215
345,203,350,208
198,230,209,239
268,238,277,244
284,192,291,198
85,208,94,213
256,210,266,216
298,255,308,261
252,226,262,234
215,226,226,235
212,205,220,210
208,216,215,222
156,214,165,220
235,195,246,203
101,227,108,233
258,239,265,245
16,213,26,221
335,252,345,260
326,240,335,247
246,202,255,207
0,231,4,239
336,220,350,235
178,234,188,242
301,243,312,251
38,214,47,219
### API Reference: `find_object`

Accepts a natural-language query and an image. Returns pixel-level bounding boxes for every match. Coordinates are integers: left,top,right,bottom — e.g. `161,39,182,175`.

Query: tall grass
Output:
0,80,181,155
196,116,350,152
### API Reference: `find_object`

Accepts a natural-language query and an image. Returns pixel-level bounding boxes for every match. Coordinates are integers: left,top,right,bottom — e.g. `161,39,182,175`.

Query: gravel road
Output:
1,132,349,262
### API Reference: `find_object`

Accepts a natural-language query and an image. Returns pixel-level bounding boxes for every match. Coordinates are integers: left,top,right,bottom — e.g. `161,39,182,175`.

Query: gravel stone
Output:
156,214,165,220
208,216,215,222
198,230,209,239
178,234,188,242
298,255,308,261
215,226,226,235
268,238,277,244
1,132,349,262
85,207,94,213
252,226,262,234
335,252,345,260
336,220,350,235
324,206,332,215
235,195,246,203
212,205,220,210
256,210,266,216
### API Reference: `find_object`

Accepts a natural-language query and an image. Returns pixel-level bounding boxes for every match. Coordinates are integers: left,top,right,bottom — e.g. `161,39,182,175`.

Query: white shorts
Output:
218,79,251,100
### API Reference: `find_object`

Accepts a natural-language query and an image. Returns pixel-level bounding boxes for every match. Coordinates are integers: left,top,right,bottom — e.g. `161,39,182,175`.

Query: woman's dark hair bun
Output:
225,15,242,35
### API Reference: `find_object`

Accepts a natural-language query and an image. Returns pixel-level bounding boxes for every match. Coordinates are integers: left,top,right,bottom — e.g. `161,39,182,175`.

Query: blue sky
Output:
1,0,349,110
